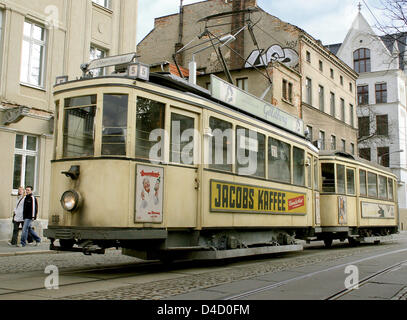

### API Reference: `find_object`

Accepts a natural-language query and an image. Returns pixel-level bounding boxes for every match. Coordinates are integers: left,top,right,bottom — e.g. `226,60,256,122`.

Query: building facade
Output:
137,0,358,155
0,0,138,240
330,10,407,211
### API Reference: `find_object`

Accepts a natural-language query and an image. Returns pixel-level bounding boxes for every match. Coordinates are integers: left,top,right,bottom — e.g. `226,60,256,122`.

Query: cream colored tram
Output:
317,151,398,247
45,58,320,260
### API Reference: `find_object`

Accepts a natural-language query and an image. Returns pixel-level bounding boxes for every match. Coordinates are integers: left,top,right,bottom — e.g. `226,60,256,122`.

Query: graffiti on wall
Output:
245,44,299,69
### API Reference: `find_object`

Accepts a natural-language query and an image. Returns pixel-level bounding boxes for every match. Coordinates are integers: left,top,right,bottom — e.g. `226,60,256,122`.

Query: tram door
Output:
166,108,200,228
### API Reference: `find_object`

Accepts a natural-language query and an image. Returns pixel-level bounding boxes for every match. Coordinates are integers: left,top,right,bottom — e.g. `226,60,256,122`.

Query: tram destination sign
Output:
210,180,307,215
210,75,304,136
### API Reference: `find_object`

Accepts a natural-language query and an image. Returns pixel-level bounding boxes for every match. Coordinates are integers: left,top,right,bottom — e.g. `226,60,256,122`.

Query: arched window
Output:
353,48,371,73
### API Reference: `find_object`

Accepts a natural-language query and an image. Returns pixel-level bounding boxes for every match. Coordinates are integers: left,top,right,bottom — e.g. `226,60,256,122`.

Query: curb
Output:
0,250,59,257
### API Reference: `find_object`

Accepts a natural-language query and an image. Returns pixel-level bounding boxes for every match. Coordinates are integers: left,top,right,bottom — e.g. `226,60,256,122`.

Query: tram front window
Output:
360,170,367,196
293,147,305,186
102,94,128,156
378,175,388,199
321,163,335,193
136,97,165,160
336,164,345,194
388,179,394,200
368,172,378,198
268,137,291,183
63,95,96,158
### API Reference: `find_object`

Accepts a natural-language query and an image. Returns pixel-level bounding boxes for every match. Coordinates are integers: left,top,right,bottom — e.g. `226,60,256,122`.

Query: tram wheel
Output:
59,239,74,250
323,238,333,248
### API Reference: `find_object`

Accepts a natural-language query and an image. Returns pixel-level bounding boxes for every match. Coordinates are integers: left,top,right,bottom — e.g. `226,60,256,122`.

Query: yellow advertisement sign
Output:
210,180,307,215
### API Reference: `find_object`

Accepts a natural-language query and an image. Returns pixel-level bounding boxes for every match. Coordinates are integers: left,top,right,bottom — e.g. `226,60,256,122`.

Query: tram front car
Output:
45,54,320,260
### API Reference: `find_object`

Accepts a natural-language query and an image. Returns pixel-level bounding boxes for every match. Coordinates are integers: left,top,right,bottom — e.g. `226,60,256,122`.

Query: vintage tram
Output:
44,54,321,260
316,151,398,247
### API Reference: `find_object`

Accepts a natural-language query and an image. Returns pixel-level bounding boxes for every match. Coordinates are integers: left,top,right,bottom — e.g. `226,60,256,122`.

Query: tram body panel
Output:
163,165,198,228
358,198,398,228
50,160,135,228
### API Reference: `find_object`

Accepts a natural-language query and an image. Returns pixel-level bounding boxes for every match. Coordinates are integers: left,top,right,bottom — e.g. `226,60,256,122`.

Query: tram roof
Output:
319,151,395,175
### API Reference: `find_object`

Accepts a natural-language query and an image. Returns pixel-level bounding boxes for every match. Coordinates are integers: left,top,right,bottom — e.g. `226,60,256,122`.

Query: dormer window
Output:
353,48,371,73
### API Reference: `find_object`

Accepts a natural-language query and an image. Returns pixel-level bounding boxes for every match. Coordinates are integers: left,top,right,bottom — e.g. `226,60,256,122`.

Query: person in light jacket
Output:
20,186,41,247
8,187,25,246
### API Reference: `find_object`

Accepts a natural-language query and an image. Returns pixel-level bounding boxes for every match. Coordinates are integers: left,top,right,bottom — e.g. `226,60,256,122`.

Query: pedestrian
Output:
7,186,25,247
20,186,41,247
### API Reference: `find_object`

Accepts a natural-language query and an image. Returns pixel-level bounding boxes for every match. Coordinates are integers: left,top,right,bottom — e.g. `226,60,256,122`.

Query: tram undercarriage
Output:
45,227,310,260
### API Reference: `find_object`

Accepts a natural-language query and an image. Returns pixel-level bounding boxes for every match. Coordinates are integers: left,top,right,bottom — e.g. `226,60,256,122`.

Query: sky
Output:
137,0,386,46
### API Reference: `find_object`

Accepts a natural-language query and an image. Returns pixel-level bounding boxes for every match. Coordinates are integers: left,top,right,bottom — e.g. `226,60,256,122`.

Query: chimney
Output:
229,0,257,70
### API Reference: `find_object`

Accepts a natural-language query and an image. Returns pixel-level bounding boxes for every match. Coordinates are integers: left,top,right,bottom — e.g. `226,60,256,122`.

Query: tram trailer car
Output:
44,57,321,261
316,151,399,247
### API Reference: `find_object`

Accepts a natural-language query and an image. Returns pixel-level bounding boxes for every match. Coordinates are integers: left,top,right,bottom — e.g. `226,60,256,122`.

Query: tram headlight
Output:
60,190,82,212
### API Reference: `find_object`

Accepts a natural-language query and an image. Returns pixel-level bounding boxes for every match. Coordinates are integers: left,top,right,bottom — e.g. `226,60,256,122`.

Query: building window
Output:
340,75,343,86
90,45,107,76
282,79,293,103
319,131,325,150
306,51,311,63
350,143,355,155
237,78,248,91
349,82,353,92
288,82,293,103
305,77,312,105
330,68,334,79
358,116,370,137
357,85,369,105
92,0,111,9
353,48,371,73
319,60,323,71
340,98,345,121
306,125,313,141
13,134,38,191
375,83,387,103
330,92,335,117
359,148,371,161
378,146,390,167
376,114,388,136
341,139,346,152
330,135,336,150
20,21,47,87
319,85,324,111
349,104,354,127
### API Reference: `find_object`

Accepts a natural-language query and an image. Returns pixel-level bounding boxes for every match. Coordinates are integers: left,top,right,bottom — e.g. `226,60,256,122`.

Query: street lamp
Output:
378,149,404,166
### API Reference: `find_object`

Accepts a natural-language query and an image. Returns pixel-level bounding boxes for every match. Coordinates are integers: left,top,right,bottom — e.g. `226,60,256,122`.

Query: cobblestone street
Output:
1,234,406,300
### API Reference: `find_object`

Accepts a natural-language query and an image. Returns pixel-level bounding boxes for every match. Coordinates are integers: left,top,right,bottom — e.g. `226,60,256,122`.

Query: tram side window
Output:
337,164,345,194
170,113,195,165
307,156,312,188
346,168,355,195
236,126,265,178
209,117,233,172
368,172,378,198
378,175,388,199
102,94,128,156
63,95,97,158
321,163,335,193
268,137,291,183
314,159,319,190
293,147,305,186
388,178,394,200
359,170,367,196
136,97,165,160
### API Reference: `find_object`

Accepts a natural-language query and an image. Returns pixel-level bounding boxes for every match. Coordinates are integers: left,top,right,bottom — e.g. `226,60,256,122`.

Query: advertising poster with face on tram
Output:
135,165,164,223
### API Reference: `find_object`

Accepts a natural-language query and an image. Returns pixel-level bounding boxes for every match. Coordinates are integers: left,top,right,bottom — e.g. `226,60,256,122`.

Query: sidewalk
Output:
0,240,55,257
